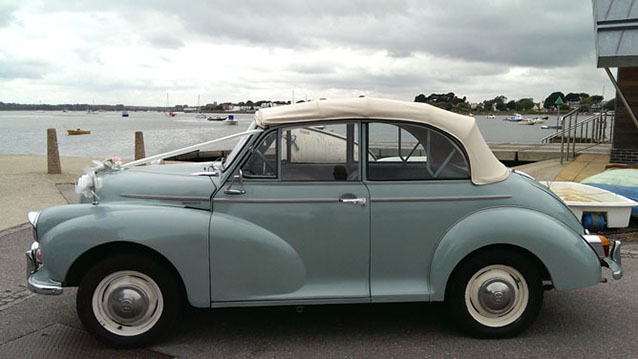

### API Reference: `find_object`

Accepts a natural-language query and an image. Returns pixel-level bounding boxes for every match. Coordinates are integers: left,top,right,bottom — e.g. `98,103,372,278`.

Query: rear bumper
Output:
26,242,63,295
602,240,623,280
583,235,623,280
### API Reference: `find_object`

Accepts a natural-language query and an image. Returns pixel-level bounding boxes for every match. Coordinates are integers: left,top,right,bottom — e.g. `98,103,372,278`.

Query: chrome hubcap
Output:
107,286,150,324
478,279,515,314
465,264,529,328
92,270,163,336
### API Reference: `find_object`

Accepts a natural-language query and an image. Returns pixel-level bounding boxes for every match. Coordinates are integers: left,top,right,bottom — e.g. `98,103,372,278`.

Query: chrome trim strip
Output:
214,198,337,204
120,194,209,201
371,195,512,203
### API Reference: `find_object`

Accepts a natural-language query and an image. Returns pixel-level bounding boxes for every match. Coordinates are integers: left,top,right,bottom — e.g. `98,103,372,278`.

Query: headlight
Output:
28,211,40,242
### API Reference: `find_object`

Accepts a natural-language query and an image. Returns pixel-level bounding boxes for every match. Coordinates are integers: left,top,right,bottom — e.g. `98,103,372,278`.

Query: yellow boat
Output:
67,129,91,135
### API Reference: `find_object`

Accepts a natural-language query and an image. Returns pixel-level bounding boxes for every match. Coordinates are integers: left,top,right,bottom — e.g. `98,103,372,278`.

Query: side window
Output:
281,123,359,181
367,122,469,181
242,131,277,178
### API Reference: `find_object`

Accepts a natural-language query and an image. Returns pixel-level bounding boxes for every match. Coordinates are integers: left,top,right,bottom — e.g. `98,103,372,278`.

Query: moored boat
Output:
222,115,238,125
122,111,129,117
207,115,227,121
67,129,91,135
517,119,535,125
505,113,524,122
582,169,638,217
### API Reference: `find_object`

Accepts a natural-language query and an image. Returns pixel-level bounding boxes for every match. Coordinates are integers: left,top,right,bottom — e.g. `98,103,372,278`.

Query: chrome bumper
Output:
26,242,63,295
583,235,623,281
603,240,623,280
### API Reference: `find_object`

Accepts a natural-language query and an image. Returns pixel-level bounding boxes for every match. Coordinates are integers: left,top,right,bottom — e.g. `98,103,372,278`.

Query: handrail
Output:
540,110,613,164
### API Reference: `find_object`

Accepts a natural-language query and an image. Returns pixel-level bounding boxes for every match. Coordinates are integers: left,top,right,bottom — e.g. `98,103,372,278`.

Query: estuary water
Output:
0,111,564,159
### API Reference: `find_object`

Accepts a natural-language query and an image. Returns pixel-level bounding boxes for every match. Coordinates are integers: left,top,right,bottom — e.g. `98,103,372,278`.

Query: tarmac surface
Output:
2,226,638,358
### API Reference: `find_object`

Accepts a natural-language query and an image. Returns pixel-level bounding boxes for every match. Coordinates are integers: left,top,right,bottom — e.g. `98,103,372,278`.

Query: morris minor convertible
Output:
26,98,623,347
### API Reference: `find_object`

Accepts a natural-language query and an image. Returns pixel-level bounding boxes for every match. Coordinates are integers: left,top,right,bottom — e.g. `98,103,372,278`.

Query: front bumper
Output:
26,242,63,295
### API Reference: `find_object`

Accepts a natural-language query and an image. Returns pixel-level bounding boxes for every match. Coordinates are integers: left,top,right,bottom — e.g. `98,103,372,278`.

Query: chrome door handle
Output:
339,197,367,206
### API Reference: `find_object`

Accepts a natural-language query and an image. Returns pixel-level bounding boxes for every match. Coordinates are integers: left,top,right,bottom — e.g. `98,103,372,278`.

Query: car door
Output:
365,121,485,302
210,122,371,303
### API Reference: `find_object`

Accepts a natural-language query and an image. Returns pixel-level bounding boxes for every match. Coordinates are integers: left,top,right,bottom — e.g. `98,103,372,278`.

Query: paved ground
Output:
2,226,638,359
0,155,96,230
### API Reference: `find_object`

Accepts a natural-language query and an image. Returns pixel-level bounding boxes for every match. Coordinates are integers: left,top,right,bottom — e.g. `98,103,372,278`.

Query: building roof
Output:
593,0,638,68
256,97,508,185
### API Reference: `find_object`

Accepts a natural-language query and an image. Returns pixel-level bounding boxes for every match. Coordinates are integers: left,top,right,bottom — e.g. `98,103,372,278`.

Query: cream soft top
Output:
255,97,508,185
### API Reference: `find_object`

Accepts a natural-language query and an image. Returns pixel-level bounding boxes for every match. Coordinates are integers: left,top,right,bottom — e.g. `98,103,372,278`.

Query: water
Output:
0,111,566,158
0,111,255,158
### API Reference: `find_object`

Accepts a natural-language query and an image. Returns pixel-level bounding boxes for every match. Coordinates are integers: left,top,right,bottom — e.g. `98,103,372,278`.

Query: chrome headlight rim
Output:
27,211,40,242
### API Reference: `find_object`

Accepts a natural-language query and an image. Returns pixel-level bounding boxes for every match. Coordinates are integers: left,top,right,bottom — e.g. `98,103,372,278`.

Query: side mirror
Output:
224,169,246,195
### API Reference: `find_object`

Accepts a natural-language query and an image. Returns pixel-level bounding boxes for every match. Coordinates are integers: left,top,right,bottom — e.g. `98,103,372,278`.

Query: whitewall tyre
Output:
447,250,543,338
77,254,181,348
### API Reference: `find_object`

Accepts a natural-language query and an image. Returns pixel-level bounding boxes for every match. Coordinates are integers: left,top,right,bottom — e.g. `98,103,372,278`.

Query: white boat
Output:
540,181,637,228
195,95,205,119
486,114,496,119
223,115,238,125
505,113,524,122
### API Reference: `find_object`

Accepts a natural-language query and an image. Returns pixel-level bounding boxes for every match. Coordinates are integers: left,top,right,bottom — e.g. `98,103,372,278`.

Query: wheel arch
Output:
443,244,550,301
66,241,188,306
428,206,601,301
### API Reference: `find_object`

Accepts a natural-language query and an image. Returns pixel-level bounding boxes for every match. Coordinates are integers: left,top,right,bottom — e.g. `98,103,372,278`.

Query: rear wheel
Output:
447,250,543,338
76,254,181,347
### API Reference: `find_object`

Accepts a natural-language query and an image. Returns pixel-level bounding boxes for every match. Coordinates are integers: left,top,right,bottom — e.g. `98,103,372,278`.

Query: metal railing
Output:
541,110,614,164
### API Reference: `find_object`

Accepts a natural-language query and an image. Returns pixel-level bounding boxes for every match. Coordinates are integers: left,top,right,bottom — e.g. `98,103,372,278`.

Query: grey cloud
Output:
0,58,49,79
0,4,17,28
286,62,337,75
145,34,185,49
23,0,596,68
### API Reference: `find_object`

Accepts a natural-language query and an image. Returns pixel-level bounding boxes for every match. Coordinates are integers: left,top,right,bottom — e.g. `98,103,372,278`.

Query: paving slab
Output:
0,155,97,230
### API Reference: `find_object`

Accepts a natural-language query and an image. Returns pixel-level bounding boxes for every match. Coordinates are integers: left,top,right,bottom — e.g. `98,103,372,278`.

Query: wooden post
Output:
135,131,145,160
47,128,61,174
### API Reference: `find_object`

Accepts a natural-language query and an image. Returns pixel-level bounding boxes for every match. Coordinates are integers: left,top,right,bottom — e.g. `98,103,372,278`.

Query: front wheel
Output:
447,250,543,338
76,254,182,347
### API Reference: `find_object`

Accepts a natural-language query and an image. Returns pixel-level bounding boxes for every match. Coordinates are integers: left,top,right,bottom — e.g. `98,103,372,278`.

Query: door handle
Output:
339,197,367,206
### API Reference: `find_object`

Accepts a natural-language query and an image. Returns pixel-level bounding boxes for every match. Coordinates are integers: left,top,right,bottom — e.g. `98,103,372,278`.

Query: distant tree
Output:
579,104,590,112
414,94,427,103
517,98,535,111
544,92,565,109
506,100,517,110
565,93,581,102
496,102,508,111
589,95,604,104
604,98,616,111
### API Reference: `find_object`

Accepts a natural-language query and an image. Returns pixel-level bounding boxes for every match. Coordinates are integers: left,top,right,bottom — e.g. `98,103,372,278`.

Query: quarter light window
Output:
242,131,277,178
367,122,469,181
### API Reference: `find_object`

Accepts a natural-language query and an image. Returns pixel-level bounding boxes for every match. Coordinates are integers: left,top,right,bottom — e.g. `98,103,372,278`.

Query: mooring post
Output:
47,128,61,174
135,131,145,160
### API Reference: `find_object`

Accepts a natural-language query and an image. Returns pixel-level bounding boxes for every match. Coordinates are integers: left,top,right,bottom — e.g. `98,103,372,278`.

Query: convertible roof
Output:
255,97,508,185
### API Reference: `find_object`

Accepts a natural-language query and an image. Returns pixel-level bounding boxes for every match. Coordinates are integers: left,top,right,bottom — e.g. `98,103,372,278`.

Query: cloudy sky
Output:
0,0,611,107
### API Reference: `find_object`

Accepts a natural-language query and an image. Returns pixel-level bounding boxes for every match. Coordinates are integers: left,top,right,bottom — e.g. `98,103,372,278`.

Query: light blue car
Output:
26,98,622,347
